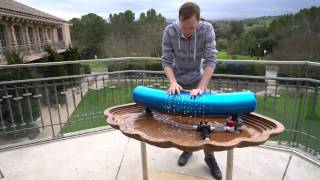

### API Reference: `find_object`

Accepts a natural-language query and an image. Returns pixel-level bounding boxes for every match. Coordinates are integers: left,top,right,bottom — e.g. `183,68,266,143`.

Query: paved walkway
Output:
0,130,319,180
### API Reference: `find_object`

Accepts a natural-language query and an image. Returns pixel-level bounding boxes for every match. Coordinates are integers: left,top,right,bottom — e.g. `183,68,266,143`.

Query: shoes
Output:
204,156,222,180
177,151,193,166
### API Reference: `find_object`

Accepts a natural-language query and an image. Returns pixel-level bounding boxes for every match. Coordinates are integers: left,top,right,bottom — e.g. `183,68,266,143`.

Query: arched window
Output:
38,27,44,42
57,27,63,41
28,27,34,43
0,24,7,48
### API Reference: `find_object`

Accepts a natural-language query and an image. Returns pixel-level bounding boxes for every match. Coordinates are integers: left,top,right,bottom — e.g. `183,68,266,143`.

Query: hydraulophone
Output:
104,86,284,180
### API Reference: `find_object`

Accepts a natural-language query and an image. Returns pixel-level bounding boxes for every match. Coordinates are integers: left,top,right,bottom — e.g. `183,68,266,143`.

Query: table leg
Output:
140,141,148,180
226,149,234,180
0,168,4,179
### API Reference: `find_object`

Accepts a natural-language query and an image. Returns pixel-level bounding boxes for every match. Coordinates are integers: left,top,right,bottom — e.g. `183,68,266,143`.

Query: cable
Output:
281,145,294,180
115,138,130,180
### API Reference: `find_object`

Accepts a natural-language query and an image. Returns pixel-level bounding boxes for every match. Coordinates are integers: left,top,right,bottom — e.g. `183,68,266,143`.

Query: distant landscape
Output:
69,7,320,62
2,6,319,82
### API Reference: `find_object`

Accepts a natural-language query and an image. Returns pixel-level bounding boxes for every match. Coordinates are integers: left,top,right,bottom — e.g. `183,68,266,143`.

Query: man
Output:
161,2,222,180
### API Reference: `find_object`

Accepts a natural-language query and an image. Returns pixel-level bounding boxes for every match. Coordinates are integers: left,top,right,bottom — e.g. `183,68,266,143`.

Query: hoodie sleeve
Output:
203,24,218,69
161,26,174,69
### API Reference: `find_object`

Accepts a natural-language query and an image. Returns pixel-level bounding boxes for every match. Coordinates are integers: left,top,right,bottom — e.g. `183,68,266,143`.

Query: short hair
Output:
179,2,200,21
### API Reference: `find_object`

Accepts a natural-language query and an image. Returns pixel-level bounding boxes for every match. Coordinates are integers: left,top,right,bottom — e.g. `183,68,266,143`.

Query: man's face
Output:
179,15,198,38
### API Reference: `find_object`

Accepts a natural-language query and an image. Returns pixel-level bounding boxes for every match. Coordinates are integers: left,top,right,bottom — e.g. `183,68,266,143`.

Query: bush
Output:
63,45,90,75
0,52,37,81
215,63,265,76
42,47,67,77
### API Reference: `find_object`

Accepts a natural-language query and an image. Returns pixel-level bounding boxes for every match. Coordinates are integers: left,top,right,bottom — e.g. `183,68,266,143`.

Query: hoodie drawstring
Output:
178,33,181,49
178,29,197,60
193,28,197,61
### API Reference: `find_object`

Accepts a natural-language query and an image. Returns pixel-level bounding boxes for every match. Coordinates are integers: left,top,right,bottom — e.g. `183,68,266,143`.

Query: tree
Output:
230,21,244,38
137,9,166,57
104,9,166,57
70,13,107,59
272,6,320,62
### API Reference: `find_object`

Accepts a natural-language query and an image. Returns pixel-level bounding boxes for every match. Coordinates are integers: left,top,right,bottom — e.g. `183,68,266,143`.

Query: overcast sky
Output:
16,0,320,21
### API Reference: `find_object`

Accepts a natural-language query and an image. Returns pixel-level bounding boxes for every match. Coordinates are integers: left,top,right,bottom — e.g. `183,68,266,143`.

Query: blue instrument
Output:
133,86,256,117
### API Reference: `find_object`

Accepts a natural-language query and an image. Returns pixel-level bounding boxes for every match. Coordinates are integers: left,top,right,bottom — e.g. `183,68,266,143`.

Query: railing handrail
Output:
0,70,319,85
0,57,319,68
0,41,65,50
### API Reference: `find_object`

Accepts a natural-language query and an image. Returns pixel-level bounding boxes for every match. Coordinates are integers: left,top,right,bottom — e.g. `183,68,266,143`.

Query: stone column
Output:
48,27,53,48
20,23,27,45
50,27,55,48
24,26,31,44
44,27,49,42
8,23,18,47
43,28,48,42
34,26,40,43
30,26,36,44
265,65,279,97
35,26,42,52
62,23,71,48
52,27,58,42
23,24,32,56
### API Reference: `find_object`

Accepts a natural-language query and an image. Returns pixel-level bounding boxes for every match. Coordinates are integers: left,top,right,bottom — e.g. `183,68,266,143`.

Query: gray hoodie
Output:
161,20,218,87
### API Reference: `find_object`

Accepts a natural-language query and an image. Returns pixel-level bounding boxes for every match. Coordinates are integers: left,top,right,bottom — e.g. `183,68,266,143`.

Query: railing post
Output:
265,64,278,97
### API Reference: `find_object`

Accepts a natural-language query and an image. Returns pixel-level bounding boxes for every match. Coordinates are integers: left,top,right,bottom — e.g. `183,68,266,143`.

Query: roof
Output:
0,0,68,23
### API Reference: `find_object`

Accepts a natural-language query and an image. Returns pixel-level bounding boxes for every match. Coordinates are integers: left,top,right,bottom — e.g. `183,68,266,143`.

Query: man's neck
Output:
182,33,192,39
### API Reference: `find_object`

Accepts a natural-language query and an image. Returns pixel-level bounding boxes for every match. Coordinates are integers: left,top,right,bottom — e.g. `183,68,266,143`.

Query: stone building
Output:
0,0,71,63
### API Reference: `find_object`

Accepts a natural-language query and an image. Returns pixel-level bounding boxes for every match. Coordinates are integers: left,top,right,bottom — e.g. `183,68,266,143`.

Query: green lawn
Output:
217,51,259,60
79,52,259,70
62,82,320,151
255,90,320,150
61,82,133,133
80,60,105,68
61,79,167,133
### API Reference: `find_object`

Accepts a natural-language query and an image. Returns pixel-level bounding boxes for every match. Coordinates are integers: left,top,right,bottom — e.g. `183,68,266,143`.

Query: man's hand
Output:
190,88,204,97
168,82,183,95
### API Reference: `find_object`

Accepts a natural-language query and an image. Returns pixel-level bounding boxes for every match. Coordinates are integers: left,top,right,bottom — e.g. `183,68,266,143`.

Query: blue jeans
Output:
180,82,214,158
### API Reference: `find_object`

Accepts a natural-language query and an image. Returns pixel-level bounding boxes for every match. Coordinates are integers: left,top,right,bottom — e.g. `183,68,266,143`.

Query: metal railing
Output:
0,58,319,161
0,41,66,61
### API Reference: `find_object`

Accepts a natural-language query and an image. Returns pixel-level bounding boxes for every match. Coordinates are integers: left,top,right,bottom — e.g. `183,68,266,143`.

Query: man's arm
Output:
197,66,214,91
198,24,217,89
161,27,183,94
164,67,177,84
191,24,217,96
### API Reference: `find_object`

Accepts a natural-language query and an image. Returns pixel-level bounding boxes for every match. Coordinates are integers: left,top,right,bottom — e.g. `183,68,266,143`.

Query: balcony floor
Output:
0,130,319,180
